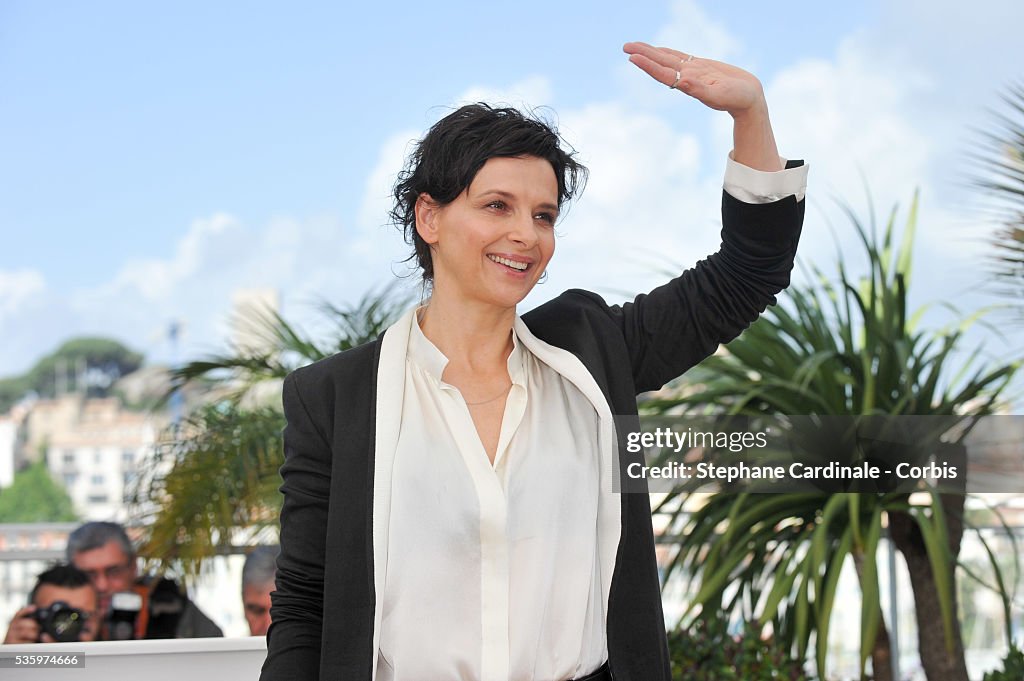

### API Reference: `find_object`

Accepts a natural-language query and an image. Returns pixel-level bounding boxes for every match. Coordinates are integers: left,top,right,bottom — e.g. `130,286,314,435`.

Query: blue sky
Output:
2,0,1022,393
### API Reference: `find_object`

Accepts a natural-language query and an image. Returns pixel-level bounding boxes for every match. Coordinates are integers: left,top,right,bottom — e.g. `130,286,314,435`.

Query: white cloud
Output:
358,129,419,245
767,38,932,206
0,269,46,317
93,213,244,301
654,0,741,61
0,270,78,378
566,103,702,209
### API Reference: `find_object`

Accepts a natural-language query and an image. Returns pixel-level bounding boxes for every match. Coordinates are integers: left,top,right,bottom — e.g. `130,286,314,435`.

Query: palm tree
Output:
971,82,1024,322
128,284,414,579
645,195,1018,681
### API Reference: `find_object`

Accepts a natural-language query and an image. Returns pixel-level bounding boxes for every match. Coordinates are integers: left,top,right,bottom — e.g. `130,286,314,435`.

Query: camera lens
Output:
34,601,86,643
48,609,85,642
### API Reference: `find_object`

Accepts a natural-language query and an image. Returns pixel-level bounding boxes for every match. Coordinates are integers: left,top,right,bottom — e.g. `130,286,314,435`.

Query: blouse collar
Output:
408,307,526,387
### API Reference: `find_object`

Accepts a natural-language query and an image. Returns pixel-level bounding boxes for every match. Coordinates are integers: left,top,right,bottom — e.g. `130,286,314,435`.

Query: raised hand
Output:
623,41,767,117
623,41,782,171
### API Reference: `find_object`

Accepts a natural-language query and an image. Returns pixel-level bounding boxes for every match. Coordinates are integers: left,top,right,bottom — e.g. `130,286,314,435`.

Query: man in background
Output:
66,521,222,639
3,563,100,643
241,545,277,636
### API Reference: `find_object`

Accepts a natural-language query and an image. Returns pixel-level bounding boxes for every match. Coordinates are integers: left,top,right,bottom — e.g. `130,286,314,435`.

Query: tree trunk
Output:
871,621,895,681
888,442,969,681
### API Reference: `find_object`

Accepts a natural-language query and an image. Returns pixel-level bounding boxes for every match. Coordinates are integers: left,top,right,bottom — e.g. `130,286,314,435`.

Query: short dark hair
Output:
66,522,134,562
390,103,587,283
30,563,93,603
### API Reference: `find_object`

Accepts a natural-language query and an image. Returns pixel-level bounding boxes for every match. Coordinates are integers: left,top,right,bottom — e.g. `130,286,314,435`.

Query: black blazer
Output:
261,187,805,681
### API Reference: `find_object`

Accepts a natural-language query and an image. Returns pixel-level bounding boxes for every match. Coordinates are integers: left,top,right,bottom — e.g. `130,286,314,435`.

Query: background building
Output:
0,410,25,489
32,395,162,521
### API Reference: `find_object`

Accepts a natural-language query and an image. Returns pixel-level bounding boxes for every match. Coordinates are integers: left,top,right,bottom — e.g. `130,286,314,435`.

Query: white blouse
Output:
377,314,606,681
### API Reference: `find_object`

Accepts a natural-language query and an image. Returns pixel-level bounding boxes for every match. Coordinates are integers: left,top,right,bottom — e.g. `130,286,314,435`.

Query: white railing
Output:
1,636,267,680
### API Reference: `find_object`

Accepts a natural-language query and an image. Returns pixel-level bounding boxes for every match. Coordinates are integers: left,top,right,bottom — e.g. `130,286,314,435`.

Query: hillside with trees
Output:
0,337,144,413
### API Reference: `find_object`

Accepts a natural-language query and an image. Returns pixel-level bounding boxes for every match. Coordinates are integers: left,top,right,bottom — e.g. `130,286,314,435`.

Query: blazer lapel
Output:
370,306,416,681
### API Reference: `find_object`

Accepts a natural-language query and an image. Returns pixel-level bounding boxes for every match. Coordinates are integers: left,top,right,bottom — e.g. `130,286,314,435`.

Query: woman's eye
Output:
486,200,506,210
535,212,556,225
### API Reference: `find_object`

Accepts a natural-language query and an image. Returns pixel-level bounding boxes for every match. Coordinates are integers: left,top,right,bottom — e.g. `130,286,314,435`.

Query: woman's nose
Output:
509,214,539,248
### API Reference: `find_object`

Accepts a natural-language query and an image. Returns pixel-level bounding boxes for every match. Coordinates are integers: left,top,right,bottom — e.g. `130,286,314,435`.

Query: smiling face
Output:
415,155,559,313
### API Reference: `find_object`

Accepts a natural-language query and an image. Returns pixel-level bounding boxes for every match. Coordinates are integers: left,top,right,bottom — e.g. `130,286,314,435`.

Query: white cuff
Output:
724,152,808,204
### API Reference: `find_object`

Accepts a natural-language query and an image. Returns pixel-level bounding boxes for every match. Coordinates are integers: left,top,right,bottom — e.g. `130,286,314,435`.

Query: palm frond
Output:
166,282,414,404
647,193,1019,678
127,404,286,581
970,82,1024,317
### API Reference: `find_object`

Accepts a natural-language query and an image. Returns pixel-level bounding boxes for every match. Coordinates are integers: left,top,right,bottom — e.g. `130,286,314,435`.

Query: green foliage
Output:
982,644,1024,681
668,619,812,681
0,376,33,414
0,461,77,522
0,336,144,412
128,404,285,579
647,194,1019,679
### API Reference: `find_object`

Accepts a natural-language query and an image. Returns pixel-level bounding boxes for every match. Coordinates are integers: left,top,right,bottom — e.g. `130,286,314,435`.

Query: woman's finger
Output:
623,41,686,70
626,52,679,89
624,41,706,92
656,46,698,65
625,41,700,71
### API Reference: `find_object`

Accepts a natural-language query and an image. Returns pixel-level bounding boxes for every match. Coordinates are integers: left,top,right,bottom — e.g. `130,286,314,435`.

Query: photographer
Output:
3,563,100,644
67,521,222,639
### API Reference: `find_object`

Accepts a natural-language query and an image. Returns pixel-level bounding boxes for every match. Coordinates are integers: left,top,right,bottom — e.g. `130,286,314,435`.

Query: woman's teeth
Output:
488,255,528,271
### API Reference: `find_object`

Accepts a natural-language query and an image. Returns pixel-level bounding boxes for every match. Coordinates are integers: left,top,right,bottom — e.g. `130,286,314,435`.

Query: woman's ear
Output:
414,194,441,245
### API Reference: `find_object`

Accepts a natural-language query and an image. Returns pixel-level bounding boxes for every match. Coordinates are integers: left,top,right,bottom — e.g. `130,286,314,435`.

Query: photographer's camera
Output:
32,600,89,643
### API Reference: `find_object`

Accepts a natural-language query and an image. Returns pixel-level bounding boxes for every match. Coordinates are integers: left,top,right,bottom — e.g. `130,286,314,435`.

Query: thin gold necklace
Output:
464,383,512,406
